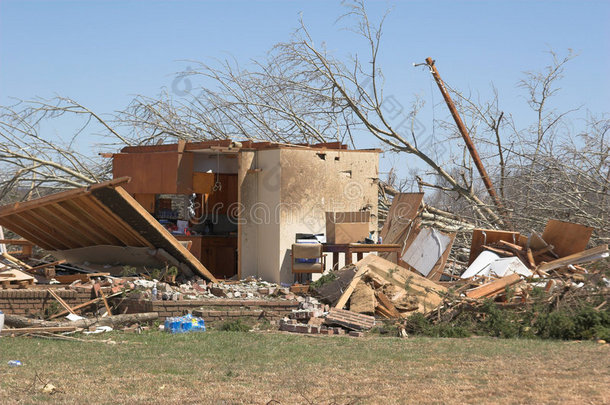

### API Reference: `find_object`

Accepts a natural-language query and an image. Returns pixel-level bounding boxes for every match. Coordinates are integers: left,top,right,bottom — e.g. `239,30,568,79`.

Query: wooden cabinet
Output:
174,235,203,263
133,193,156,213
174,235,237,279
113,151,194,194
204,174,238,215
201,237,237,279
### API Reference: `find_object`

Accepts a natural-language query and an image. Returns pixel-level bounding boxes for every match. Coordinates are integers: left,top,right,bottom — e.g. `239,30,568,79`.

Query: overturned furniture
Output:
0,178,217,282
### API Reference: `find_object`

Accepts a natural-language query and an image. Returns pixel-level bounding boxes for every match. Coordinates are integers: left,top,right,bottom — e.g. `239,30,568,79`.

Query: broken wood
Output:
47,289,76,315
53,272,111,284
334,265,369,309
375,291,401,318
47,290,126,320
536,245,609,272
465,273,521,299
1,252,32,269
0,326,77,336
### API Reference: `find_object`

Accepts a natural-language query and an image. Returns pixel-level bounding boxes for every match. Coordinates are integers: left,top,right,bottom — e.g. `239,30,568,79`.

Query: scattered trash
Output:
83,326,113,335
8,360,22,367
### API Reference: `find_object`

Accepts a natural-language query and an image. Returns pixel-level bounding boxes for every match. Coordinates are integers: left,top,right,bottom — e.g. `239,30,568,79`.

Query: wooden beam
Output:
58,200,123,245
0,177,130,217
465,273,521,299
1,326,77,335
111,186,219,282
47,289,76,315
74,196,146,247
536,245,609,272
334,266,369,310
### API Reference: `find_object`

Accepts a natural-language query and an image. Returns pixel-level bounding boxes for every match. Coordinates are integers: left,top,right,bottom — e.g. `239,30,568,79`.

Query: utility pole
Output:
425,57,510,227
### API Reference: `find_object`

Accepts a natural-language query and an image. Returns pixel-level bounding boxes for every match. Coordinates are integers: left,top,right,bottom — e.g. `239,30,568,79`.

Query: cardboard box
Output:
325,212,370,244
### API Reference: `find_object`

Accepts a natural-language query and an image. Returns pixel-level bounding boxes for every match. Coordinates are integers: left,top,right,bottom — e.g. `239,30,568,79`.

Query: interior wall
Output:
192,153,238,173
238,149,282,282
278,149,379,284
238,150,257,279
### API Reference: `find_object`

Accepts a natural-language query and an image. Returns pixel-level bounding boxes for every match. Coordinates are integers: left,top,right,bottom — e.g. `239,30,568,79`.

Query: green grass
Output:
1,331,609,404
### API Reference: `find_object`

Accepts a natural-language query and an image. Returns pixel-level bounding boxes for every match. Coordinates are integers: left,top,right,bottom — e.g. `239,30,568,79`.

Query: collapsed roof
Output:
0,178,218,282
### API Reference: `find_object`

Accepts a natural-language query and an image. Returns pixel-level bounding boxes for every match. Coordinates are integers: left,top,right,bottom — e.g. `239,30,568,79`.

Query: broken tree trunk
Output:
4,312,159,329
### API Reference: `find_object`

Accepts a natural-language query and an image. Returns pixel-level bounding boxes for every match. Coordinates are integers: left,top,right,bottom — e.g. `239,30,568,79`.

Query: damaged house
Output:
0,139,380,284
110,140,380,284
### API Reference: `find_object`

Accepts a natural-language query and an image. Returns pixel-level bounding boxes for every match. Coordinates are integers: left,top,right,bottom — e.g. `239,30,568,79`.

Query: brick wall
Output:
120,298,300,325
0,289,94,316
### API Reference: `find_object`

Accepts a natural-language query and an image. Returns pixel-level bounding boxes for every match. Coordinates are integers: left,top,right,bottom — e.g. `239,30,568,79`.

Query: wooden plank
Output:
55,200,122,246
379,193,424,242
357,255,447,314
349,282,376,314
78,195,152,247
23,209,87,248
73,196,145,246
54,273,110,284
1,326,77,335
541,219,594,257
0,216,59,250
465,273,521,299
536,245,609,272
469,229,520,265
107,187,218,282
47,290,126,320
47,289,76,315
2,252,32,269
37,205,104,246
334,265,369,310
99,287,113,316
14,211,74,250
0,177,130,217
375,291,401,318
26,260,66,272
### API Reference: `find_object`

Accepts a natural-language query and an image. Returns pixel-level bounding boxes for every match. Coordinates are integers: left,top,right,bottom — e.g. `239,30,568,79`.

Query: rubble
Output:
0,178,607,341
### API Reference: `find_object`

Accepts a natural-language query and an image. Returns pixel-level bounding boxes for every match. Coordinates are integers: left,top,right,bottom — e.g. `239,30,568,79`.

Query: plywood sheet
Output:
379,193,423,244
468,229,520,265
401,228,453,277
541,219,593,257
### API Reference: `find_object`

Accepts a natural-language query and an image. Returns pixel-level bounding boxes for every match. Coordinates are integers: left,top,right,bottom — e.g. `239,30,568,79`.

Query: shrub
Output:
219,319,251,332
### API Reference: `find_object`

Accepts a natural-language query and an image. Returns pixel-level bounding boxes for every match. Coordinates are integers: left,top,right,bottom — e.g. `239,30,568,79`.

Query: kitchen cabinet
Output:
174,235,237,279
113,151,194,194
204,174,238,215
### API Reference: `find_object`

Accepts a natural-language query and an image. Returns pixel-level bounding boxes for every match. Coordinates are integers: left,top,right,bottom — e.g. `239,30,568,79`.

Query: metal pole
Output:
425,57,509,225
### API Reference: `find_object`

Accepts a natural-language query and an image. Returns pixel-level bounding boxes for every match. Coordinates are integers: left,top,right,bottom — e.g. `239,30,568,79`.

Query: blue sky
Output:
1,0,609,175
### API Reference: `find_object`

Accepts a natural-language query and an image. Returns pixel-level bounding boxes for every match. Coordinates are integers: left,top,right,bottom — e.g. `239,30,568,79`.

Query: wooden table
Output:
322,243,402,270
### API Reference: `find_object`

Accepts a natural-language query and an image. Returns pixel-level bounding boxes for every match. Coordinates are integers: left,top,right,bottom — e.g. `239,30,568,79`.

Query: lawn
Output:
1,330,608,404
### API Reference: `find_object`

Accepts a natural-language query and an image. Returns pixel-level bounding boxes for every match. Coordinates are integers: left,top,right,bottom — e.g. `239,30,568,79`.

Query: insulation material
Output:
462,253,532,279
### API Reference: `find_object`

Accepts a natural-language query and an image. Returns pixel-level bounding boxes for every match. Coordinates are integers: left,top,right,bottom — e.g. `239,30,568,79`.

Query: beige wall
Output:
238,149,282,282
239,147,379,284
278,149,379,284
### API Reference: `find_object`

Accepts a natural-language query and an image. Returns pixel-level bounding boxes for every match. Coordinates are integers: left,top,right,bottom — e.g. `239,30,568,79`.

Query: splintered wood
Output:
335,254,448,318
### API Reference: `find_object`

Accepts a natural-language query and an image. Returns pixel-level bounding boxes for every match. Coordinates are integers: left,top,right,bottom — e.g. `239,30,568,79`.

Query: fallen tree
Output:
3,312,159,329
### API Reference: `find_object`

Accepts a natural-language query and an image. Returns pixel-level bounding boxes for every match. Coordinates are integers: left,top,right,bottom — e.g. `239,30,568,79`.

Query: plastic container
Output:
164,314,206,334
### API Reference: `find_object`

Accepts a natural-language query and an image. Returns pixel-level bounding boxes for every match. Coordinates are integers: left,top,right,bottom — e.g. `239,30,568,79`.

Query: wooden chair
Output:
291,243,326,277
